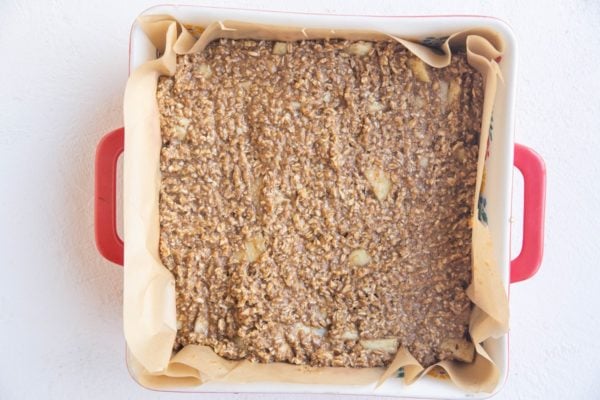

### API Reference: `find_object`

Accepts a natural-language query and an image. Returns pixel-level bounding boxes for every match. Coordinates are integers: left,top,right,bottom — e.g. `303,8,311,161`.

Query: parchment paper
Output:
123,15,509,393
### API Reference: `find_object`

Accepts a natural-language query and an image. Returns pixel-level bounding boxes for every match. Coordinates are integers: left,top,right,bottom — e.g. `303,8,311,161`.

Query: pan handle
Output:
94,128,124,266
510,143,546,283
93,134,547,278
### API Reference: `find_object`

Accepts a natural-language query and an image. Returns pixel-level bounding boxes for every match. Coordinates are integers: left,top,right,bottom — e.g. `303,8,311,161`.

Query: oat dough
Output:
157,39,484,368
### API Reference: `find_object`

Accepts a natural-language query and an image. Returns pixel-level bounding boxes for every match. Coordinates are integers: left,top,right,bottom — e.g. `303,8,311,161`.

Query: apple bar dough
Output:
156,38,483,368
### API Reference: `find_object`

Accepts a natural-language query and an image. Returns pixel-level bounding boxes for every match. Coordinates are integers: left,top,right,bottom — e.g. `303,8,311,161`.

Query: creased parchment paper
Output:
123,15,509,393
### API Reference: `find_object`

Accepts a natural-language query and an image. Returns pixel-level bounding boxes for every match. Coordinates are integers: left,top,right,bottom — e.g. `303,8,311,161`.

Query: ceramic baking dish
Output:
94,5,546,398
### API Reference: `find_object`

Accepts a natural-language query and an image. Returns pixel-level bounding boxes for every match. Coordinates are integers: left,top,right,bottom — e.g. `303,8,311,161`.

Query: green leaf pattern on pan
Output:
421,36,449,55
397,368,405,378
478,196,488,225
489,113,494,141
421,36,449,49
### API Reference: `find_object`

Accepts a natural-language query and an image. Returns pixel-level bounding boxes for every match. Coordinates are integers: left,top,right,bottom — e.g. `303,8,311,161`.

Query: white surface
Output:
0,0,598,399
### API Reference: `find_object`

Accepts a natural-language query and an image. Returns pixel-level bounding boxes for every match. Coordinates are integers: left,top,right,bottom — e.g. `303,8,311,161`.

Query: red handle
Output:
510,143,546,283
95,128,124,266
94,132,546,277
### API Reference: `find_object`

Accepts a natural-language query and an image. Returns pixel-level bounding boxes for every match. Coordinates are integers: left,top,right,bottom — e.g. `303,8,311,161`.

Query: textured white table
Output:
1,0,599,399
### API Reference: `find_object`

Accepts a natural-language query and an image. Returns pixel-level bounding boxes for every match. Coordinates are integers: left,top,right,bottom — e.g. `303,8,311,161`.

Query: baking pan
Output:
95,5,546,398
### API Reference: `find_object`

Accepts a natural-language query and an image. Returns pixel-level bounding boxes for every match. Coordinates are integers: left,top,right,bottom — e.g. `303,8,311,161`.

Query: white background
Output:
1,0,599,399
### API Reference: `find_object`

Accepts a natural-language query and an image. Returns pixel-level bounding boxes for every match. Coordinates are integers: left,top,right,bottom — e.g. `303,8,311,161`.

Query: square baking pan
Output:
94,4,546,398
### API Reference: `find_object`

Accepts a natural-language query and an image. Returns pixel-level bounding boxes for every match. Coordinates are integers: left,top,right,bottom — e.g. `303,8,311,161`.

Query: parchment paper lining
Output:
123,15,509,393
